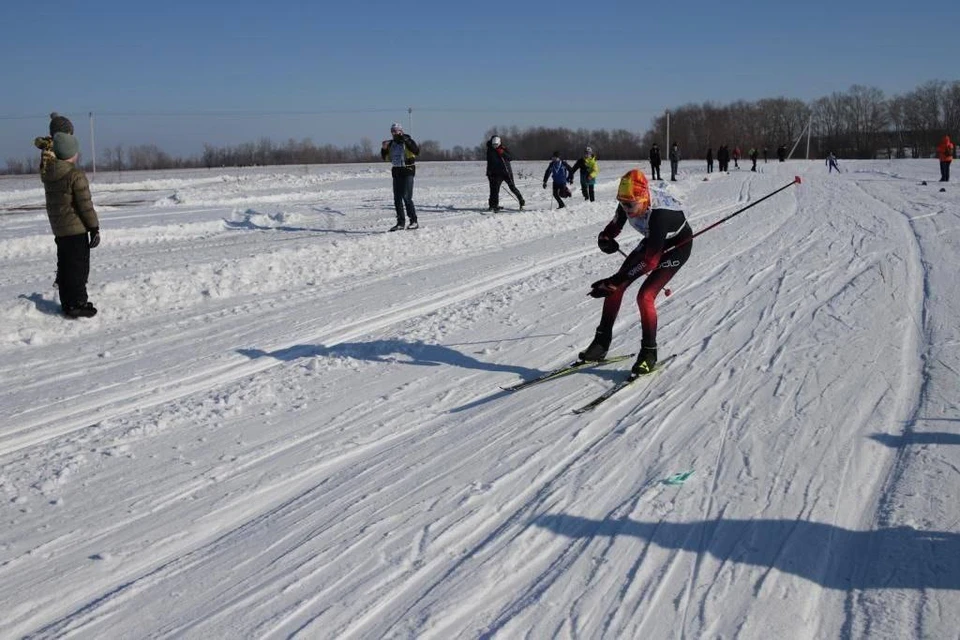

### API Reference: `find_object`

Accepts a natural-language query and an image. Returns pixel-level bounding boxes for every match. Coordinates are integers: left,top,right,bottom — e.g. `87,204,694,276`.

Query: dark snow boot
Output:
578,328,612,362
63,302,97,319
631,344,658,376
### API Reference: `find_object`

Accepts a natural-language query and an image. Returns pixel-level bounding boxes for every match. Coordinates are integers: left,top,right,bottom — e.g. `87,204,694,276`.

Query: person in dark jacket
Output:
648,144,662,181
569,146,599,201
486,136,525,212
669,143,680,181
543,151,574,208
777,145,787,162
749,147,758,171
717,145,730,172
381,122,420,231
41,132,100,318
706,147,714,174
578,169,691,375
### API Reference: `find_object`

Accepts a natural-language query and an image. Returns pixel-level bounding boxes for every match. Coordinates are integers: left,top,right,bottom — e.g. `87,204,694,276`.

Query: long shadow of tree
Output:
534,514,960,590
237,339,541,379
870,432,960,447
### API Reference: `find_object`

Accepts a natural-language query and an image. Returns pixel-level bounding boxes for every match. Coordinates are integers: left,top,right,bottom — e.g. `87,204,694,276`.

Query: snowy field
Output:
1,157,958,638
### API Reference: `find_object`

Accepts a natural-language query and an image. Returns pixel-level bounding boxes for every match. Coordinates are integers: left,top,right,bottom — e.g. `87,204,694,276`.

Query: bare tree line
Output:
5,80,958,175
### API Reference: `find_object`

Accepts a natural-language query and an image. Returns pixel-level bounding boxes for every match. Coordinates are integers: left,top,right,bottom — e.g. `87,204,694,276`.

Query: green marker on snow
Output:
663,470,694,485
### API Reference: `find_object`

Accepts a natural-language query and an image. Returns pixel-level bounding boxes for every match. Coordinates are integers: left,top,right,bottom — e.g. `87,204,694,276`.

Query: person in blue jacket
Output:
543,151,574,208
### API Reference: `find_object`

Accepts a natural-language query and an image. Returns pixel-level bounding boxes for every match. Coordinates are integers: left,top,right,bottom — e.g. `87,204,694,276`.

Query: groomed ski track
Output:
0,160,957,639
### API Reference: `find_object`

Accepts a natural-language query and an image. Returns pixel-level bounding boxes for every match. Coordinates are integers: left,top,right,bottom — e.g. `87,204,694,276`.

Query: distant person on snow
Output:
706,147,714,174
486,135,525,212
648,143,662,181
826,151,840,173
381,122,420,231
578,169,692,376
749,147,758,172
570,146,599,201
669,142,680,181
732,146,741,169
717,145,730,172
41,132,100,318
542,151,574,208
777,145,787,162
937,135,954,182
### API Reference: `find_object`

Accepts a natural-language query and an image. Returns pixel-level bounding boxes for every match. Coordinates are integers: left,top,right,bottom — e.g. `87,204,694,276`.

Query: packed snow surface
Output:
1,159,957,638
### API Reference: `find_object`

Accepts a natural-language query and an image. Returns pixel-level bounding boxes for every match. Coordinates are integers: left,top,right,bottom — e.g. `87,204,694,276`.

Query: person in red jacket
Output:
937,135,954,182
578,169,693,375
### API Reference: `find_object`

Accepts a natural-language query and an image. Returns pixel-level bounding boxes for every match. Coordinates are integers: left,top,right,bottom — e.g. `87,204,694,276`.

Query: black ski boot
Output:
578,328,612,362
631,344,658,376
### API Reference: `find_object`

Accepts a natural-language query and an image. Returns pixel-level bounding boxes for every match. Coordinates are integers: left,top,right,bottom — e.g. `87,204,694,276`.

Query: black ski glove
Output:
588,276,621,298
542,181,547,189
597,234,619,254
88,227,100,248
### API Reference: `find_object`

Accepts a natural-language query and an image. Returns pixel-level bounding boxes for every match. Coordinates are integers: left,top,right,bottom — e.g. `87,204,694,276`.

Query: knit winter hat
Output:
49,112,74,136
491,136,501,147
53,132,80,160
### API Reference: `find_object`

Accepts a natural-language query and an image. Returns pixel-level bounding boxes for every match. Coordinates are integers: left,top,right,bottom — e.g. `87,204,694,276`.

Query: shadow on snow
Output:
533,514,960,590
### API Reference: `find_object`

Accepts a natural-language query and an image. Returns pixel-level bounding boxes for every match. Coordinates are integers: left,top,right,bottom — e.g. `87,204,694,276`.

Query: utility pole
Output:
89,112,96,177
666,110,670,153
408,107,413,134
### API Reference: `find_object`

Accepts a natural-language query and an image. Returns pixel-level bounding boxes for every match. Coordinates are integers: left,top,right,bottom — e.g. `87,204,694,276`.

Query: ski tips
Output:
794,176,802,184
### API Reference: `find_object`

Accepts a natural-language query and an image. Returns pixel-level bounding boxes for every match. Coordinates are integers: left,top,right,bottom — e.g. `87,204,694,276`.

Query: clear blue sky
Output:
1,0,954,160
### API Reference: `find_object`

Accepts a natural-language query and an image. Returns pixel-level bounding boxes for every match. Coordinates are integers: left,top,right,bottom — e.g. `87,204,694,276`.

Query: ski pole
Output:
667,175,801,253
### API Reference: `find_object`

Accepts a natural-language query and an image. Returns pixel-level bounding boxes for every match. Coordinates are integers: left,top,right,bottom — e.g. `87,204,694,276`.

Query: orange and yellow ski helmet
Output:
616,169,651,215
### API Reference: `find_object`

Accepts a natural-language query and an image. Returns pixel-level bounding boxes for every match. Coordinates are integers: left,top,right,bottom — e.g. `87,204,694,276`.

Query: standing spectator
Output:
648,143,662,181
380,122,420,231
543,151,574,208
486,135,525,212
669,142,680,181
777,145,787,162
763,147,769,163
749,147,758,172
41,132,100,318
937,135,954,182
826,151,841,173
706,147,714,174
570,146,599,201
732,146,741,169
717,145,730,173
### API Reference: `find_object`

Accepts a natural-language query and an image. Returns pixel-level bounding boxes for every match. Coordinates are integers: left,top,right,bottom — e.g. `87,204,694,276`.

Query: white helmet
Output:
585,146,593,155
390,122,403,134
491,136,501,147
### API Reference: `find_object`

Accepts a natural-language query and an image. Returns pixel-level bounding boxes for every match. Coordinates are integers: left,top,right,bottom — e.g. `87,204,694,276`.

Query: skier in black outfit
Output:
648,144,662,181
579,169,692,376
486,136,525,212
381,122,420,231
669,143,680,181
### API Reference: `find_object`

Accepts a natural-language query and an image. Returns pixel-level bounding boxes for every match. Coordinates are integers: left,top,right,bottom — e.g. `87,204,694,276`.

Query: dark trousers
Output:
751,158,757,171
670,160,678,181
391,171,416,224
650,163,661,180
488,175,524,209
941,161,951,182
55,233,90,310
596,235,692,347
579,177,595,201
707,160,713,173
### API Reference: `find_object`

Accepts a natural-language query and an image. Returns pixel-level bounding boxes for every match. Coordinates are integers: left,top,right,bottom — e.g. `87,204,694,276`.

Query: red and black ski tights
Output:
596,243,691,347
